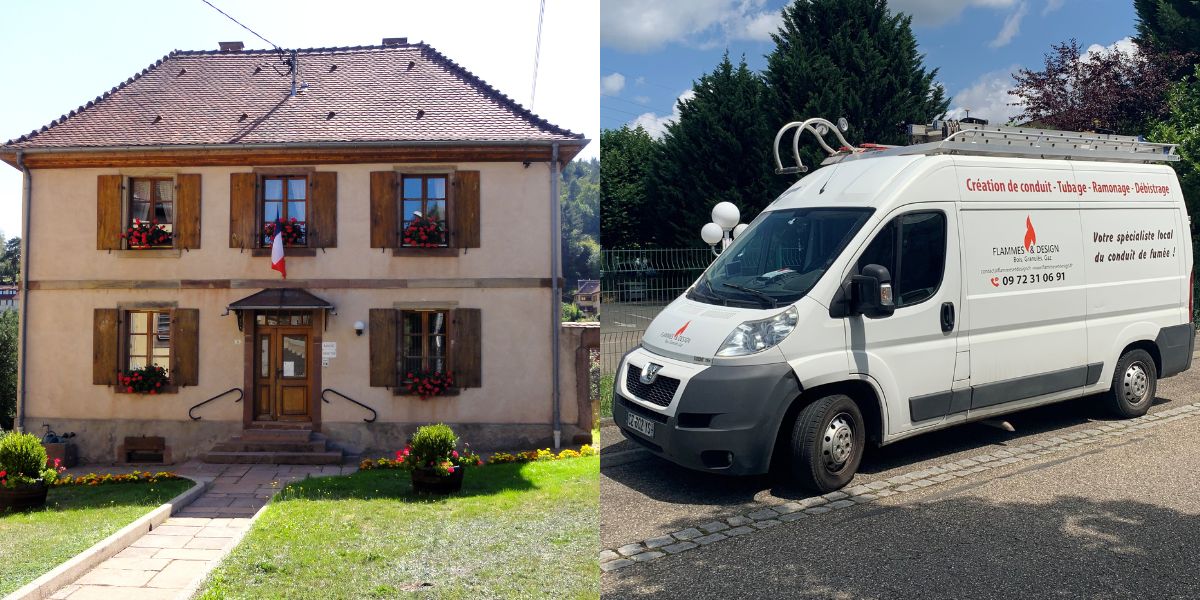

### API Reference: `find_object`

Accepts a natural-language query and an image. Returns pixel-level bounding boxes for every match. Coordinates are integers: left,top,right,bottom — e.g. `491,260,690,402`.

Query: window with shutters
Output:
399,175,449,248
93,307,199,392
368,306,481,393
99,174,200,252
371,170,480,255
126,178,174,249
261,175,308,248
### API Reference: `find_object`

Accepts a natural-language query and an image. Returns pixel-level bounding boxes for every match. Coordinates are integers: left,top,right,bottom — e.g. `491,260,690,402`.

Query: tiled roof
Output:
575,279,599,294
3,42,583,149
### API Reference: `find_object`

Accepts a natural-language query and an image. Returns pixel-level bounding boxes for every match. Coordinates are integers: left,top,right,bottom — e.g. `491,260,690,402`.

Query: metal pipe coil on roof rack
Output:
773,117,856,175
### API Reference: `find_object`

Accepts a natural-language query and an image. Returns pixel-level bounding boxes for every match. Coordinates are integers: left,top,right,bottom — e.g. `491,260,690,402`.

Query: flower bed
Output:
359,443,597,470
55,470,182,487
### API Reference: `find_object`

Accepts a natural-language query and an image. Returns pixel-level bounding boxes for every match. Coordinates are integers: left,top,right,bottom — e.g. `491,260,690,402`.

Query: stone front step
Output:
240,428,313,443
209,440,328,453
202,450,343,465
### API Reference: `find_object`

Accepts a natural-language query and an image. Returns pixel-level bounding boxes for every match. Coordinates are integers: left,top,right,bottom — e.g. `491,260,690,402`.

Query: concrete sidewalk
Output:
604,406,1200,599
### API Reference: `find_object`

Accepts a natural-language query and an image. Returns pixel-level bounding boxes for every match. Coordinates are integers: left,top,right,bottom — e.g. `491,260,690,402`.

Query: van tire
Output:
789,394,865,493
1106,349,1157,418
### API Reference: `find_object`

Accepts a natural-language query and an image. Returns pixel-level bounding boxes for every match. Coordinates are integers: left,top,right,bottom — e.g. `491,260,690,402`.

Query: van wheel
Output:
789,394,865,493
1106,349,1157,418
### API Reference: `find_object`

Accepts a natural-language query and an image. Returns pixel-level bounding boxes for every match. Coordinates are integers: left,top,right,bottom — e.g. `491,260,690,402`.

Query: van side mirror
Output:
850,264,895,318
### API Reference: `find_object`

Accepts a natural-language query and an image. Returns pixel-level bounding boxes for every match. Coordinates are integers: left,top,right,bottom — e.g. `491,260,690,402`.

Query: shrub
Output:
0,431,47,479
410,423,458,463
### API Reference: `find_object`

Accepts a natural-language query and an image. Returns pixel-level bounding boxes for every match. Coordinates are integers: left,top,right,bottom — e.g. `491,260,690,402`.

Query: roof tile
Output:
4,42,582,148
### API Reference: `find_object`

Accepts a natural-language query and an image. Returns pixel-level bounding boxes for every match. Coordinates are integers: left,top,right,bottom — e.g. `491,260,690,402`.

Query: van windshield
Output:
689,208,874,308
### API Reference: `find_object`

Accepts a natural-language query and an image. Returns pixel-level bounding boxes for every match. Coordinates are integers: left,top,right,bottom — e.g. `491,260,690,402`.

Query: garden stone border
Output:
600,402,1200,573
3,476,210,600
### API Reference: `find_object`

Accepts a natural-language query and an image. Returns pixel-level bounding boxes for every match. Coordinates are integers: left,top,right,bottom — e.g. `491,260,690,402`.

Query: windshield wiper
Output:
691,278,728,305
721,283,778,308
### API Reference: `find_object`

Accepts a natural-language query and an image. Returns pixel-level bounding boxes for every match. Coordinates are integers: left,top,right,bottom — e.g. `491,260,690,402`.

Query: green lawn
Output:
199,457,600,600
0,480,193,596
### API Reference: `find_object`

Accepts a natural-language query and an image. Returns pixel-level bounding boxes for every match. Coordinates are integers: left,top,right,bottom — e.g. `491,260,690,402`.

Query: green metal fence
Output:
599,248,713,386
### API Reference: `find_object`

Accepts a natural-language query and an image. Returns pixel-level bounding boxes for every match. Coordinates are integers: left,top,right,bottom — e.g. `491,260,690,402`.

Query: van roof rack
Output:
774,118,1179,175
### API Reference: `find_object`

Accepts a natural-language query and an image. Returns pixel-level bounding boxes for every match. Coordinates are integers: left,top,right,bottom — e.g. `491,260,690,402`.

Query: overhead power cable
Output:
530,0,546,111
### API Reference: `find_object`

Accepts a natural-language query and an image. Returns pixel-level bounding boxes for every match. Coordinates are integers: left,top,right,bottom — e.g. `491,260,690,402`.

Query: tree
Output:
1010,39,1176,135
561,158,600,297
765,0,949,175
1150,66,1200,248
0,311,16,431
1135,0,1200,58
1,237,18,284
600,126,659,249
650,53,781,247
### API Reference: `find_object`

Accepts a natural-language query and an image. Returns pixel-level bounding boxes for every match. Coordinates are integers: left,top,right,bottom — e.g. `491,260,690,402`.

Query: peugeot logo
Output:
640,363,663,385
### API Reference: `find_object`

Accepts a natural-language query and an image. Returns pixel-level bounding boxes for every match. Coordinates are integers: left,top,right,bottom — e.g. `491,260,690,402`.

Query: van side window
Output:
857,211,946,308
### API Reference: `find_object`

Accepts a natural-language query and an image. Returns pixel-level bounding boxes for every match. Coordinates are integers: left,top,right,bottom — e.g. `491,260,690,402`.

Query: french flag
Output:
270,232,286,278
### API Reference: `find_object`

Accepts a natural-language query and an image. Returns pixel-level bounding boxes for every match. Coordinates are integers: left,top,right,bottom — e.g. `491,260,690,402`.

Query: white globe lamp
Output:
711,202,740,231
732,223,749,239
701,223,724,246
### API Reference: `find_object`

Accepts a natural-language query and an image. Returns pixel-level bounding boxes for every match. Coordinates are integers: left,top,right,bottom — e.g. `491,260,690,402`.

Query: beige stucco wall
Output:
24,287,570,424
20,160,586,458
27,162,552,280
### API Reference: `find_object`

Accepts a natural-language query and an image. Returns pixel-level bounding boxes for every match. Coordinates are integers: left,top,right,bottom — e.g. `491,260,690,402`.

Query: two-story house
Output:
0,39,590,463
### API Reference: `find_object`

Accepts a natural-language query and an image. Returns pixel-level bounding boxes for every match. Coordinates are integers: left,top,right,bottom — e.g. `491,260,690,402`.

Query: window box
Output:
368,306,481,391
92,307,199,389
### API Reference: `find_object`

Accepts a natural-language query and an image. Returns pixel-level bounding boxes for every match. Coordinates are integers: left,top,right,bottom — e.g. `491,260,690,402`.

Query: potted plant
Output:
120,218,173,249
405,371,456,400
0,432,65,512
263,218,306,246
396,424,481,494
402,213,448,248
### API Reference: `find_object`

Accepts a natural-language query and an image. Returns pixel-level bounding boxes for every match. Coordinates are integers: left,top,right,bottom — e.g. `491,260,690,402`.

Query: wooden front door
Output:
254,312,313,422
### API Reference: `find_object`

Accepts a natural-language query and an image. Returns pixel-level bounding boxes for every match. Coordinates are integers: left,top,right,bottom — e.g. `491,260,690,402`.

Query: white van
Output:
614,119,1195,492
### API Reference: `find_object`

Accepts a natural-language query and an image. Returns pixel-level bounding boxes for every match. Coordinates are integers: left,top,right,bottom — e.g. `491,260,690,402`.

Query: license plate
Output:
626,412,656,438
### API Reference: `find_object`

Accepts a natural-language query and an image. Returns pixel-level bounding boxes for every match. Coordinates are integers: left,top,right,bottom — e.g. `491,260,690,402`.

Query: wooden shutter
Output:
451,308,482,388
173,308,199,386
229,173,257,249
453,170,481,248
309,171,337,248
369,171,397,248
92,308,119,385
175,174,202,249
97,175,123,250
369,308,397,387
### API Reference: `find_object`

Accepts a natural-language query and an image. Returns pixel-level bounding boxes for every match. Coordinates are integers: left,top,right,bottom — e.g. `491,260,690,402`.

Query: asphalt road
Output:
601,359,1200,599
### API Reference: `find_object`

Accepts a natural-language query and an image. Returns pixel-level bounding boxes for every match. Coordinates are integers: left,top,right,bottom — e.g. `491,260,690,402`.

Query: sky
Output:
0,0,599,241
600,0,1139,137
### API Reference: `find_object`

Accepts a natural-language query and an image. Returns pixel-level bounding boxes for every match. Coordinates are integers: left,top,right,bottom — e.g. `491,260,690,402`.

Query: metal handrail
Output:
321,388,377,423
188,388,243,421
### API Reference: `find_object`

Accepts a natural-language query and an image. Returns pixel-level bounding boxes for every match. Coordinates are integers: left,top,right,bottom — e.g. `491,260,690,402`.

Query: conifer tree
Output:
650,53,780,247
765,0,949,174
600,125,659,249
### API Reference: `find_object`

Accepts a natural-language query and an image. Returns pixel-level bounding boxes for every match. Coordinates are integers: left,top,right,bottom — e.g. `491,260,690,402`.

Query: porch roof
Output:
227,288,333,311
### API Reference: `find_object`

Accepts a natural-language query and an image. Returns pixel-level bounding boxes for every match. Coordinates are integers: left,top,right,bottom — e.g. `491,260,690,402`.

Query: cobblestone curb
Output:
600,402,1200,573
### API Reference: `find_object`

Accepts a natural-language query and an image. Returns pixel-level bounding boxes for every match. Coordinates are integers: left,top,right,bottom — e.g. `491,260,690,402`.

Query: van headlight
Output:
716,306,799,357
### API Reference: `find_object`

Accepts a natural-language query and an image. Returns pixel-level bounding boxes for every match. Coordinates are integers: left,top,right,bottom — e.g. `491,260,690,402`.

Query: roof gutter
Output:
15,151,30,432
550,143,562,449
2,138,586,155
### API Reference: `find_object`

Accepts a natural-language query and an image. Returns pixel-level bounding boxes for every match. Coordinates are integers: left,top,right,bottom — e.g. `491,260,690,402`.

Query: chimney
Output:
219,41,244,52
382,37,408,46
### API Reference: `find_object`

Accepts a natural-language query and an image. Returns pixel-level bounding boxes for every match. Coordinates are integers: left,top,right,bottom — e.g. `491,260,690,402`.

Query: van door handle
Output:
940,302,955,332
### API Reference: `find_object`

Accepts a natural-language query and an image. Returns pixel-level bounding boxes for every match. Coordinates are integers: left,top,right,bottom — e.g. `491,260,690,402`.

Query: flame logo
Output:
1023,216,1036,251
674,321,692,338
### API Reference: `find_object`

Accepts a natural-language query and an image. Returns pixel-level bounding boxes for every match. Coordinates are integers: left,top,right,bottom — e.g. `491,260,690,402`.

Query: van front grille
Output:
624,364,680,408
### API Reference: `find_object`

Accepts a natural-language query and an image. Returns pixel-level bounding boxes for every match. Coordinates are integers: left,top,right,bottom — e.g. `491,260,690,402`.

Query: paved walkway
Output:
50,462,355,600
